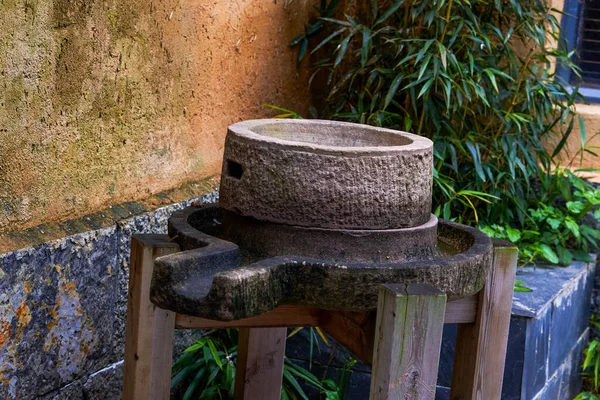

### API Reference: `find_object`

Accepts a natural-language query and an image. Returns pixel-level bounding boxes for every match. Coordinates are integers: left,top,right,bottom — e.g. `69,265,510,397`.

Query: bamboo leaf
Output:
182,368,206,400
311,28,346,54
484,69,499,92
207,339,223,369
438,42,447,70
361,27,372,67
283,369,310,400
384,74,403,109
298,38,308,62
374,0,404,26
465,141,486,182
289,34,305,47
335,28,359,67
579,114,587,160
417,77,434,99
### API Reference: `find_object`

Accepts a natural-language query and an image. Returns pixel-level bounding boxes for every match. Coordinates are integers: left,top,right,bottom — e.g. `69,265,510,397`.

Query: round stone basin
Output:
149,206,493,321
219,119,434,230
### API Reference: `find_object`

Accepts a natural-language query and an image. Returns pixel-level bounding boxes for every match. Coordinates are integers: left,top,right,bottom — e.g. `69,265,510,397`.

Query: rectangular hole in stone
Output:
227,160,243,179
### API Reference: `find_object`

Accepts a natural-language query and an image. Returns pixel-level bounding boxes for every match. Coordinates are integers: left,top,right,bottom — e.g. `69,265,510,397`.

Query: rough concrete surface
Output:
220,120,434,229
0,0,312,233
0,183,217,399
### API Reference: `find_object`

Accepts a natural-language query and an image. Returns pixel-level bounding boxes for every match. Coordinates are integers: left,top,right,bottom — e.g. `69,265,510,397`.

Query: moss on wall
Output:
0,0,312,233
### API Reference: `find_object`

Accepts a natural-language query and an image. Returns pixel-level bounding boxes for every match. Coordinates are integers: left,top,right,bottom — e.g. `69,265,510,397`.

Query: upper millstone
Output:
219,119,434,230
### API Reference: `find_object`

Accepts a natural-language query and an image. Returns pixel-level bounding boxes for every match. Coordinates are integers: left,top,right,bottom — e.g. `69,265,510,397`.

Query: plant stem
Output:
440,0,454,43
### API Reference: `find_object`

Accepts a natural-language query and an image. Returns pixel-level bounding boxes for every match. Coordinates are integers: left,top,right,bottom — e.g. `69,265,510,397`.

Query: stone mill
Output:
122,119,518,400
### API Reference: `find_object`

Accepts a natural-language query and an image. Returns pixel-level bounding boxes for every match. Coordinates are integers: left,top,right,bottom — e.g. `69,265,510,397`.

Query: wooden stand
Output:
122,235,517,400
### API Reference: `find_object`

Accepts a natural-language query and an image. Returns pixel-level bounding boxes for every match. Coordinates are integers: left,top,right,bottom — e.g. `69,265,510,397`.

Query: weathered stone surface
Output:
0,228,118,399
151,207,492,320
177,206,439,264
82,361,123,400
39,380,84,400
38,361,123,400
0,183,218,399
219,119,434,229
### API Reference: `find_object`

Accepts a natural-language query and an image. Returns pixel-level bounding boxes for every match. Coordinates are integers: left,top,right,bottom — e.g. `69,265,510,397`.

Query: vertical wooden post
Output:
450,240,518,400
234,327,288,400
369,284,447,400
122,235,179,400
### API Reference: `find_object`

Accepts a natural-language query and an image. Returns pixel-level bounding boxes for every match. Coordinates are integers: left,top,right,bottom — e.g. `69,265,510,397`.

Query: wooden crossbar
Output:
174,295,477,330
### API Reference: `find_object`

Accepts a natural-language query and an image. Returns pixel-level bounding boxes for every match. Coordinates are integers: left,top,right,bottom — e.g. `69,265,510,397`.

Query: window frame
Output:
557,0,600,103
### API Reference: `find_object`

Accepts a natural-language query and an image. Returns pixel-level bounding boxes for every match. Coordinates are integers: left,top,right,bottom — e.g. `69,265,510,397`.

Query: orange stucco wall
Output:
0,0,312,233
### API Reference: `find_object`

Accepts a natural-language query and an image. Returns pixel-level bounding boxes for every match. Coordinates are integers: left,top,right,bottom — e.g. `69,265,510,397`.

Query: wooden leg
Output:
369,284,447,400
450,240,518,400
234,327,287,400
122,235,179,400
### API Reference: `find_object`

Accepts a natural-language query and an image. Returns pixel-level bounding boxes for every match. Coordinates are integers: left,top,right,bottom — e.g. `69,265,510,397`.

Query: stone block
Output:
522,312,550,399
435,386,450,400
435,324,457,388
82,361,123,400
0,227,118,398
532,329,588,400
39,380,84,400
548,265,593,373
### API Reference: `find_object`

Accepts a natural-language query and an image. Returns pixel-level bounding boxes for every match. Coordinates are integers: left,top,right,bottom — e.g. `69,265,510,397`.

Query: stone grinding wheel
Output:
149,119,493,321
219,119,434,230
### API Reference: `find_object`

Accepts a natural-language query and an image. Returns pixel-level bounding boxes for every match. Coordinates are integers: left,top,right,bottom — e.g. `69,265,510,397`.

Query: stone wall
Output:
0,0,312,233
0,180,217,399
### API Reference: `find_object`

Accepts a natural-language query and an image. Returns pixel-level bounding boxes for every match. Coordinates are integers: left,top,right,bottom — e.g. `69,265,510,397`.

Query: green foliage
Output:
173,328,355,399
513,280,532,293
289,0,600,265
285,327,356,400
171,330,237,399
263,104,304,119
289,0,341,62
478,170,600,266
575,393,600,400
578,320,600,400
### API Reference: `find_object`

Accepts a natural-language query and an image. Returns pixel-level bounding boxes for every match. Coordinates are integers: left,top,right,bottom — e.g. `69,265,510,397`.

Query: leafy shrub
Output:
289,0,599,265
172,328,352,399
576,317,600,400
480,170,600,265
171,330,237,399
